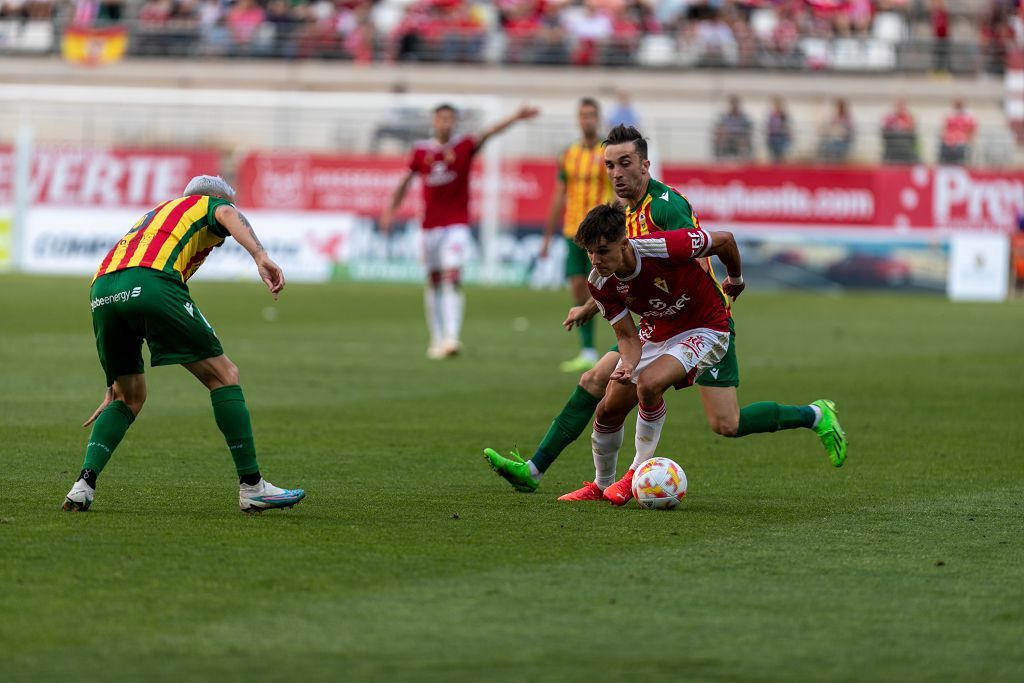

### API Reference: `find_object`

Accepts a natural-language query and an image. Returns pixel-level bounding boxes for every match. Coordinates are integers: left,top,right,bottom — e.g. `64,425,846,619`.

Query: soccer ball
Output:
632,457,687,510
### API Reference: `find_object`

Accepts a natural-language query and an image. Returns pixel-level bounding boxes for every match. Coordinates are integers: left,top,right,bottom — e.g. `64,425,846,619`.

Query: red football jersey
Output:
588,229,730,342
407,134,478,229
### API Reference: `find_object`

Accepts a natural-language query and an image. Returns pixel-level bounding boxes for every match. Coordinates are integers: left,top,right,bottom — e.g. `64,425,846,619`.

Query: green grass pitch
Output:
1,275,1022,683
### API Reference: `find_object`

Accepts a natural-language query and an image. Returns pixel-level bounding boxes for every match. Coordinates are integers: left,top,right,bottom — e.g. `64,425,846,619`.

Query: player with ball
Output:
568,200,844,506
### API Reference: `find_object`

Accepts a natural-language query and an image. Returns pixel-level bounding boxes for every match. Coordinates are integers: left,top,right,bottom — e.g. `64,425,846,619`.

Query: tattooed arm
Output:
215,204,285,299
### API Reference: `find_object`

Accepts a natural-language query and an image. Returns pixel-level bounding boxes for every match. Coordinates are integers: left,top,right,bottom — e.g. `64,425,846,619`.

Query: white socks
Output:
439,282,464,345
424,286,444,348
592,421,624,490
809,403,823,428
527,460,542,480
631,399,667,470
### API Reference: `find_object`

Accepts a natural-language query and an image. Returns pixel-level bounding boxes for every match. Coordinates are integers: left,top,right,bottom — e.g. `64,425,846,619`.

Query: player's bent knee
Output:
635,377,665,408
578,369,607,397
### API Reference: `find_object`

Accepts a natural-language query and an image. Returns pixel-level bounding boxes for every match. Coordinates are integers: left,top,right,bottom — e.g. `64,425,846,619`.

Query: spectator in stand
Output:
713,95,753,161
607,90,641,128
564,2,613,66
695,9,739,66
226,0,267,56
765,97,792,164
265,0,304,58
136,0,173,54
930,0,950,72
197,0,232,56
938,98,978,165
818,98,855,163
881,98,918,164
833,0,872,38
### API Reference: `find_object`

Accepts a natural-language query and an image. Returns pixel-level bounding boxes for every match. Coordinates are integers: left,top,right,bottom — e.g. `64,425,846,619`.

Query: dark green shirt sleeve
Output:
206,196,234,238
648,192,697,232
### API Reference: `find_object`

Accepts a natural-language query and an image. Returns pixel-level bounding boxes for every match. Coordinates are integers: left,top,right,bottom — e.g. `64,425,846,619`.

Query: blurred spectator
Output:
264,0,303,58
765,97,792,164
818,98,854,163
930,0,949,72
564,2,613,66
938,99,977,165
695,10,739,66
881,99,918,164
607,90,640,128
226,0,267,56
395,0,485,63
713,95,753,161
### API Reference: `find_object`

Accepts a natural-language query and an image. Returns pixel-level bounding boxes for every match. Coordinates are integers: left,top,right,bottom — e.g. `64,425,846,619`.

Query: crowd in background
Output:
2,0,1023,72
711,94,978,164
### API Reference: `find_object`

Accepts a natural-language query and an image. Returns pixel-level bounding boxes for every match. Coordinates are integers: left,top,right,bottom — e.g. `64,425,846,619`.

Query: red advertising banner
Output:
235,151,556,224
236,151,1024,233
0,146,221,208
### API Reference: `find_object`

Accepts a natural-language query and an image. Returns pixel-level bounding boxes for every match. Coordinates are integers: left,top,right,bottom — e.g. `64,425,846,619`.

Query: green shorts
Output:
564,236,591,279
607,319,739,388
695,327,739,388
90,267,223,385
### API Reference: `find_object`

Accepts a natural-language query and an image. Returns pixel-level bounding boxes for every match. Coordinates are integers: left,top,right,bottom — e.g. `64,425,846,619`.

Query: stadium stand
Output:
1,0,1022,75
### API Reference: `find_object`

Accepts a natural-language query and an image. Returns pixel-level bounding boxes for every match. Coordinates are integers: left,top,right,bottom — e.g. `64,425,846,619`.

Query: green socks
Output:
82,400,136,474
530,385,601,473
211,385,260,476
734,401,816,437
578,317,595,353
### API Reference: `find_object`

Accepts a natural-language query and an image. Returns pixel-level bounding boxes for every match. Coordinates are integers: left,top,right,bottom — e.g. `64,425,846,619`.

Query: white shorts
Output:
618,327,731,388
421,224,473,273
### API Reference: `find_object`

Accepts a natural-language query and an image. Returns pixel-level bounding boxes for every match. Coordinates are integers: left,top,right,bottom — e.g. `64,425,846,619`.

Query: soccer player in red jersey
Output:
571,203,846,505
381,102,539,359
62,175,304,514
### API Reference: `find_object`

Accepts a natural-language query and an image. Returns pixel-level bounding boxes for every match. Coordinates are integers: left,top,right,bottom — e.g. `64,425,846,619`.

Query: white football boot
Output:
62,479,94,511
239,479,305,513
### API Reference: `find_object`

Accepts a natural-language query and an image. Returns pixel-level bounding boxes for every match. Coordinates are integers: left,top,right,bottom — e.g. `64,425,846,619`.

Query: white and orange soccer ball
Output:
631,457,687,510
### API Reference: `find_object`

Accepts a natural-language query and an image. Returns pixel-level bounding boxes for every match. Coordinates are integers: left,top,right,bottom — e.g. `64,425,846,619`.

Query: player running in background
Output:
62,175,305,514
381,102,539,359
571,204,845,505
484,125,846,496
539,97,615,373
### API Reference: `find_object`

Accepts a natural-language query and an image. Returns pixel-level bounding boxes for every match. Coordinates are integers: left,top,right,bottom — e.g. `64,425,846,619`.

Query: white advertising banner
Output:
20,208,357,283
947,233,1010,302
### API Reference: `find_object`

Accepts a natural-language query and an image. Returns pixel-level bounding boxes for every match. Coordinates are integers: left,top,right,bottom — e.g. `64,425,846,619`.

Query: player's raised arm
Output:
476,105,540,150
706,230,744,300
215,204,285,300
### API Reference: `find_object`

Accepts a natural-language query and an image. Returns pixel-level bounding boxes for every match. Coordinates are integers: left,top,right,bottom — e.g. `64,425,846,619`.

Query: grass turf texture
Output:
1,275,1022,683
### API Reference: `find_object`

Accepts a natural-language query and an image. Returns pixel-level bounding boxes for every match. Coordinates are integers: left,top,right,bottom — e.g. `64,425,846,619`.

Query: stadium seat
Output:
799,37,830,70
865,40,896,70
831,38,867,70
371,2,406,36
872,12,908,44
750,8,778,42
636,34,677,67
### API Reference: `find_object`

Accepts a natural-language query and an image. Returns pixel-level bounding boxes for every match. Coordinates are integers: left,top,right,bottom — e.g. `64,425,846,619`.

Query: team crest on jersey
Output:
616,282,629,294
654,277,669,293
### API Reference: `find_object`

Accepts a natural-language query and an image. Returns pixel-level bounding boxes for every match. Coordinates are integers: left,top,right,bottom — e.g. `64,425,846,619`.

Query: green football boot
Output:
483,447,539,493
812,399,847,467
